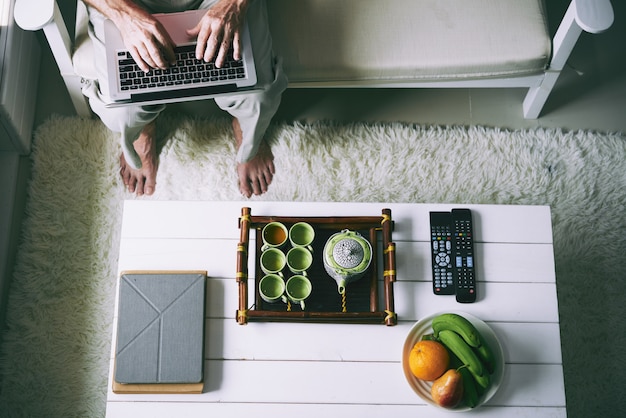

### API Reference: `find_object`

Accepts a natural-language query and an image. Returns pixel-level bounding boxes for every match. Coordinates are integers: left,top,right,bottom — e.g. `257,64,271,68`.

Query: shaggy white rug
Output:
0,115,625,417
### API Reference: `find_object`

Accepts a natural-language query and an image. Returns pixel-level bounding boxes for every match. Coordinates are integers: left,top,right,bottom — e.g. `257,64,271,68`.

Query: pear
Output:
431,368,464,408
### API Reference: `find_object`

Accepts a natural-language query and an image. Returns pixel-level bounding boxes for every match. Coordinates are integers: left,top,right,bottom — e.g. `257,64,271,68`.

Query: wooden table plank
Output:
397,282,560,322
108,361,564,407
117,239,557,284
106,402,565,418
108,276,558,323
205,320,563,363
108,319,562,363
120,201,553,243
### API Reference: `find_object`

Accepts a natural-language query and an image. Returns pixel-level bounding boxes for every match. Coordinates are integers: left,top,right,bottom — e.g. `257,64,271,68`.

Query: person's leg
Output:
84,0,286,196
212,0,288,197
83,5,168,195
117,120,159,196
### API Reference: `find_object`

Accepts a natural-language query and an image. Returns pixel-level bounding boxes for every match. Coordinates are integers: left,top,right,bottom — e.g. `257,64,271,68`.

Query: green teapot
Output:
323,229,372,294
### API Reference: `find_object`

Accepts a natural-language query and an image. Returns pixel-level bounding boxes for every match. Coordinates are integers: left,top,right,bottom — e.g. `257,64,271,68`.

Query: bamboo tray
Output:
236,207,397,326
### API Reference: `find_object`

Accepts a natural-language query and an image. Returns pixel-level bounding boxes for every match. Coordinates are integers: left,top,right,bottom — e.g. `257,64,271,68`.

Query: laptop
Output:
103,9,258,106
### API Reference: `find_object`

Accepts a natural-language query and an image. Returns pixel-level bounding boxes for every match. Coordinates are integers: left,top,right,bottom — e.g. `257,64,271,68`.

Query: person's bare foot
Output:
119,121,158,196
233,118,275,198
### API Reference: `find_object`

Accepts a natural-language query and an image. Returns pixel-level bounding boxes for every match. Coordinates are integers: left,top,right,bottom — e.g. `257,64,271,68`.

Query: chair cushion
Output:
266,0,551,83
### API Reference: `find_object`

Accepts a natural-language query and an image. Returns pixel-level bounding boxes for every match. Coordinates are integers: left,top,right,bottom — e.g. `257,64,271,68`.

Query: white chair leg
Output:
523,0,614,119
63,76,92,117
523,71,561,119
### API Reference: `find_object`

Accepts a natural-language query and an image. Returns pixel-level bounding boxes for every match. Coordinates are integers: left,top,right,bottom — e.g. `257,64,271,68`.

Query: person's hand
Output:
114,9,176,73
187,0,250,68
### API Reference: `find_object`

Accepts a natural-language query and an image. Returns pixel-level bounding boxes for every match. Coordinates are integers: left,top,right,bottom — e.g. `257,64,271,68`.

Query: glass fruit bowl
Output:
401,311,505,411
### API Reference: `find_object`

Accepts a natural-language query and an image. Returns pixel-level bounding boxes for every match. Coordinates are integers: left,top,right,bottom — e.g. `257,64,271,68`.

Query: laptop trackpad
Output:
155,10,207,46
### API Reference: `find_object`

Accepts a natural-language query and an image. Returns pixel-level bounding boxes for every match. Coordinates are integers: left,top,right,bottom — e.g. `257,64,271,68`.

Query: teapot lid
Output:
324,229,372,274
333,238,365,268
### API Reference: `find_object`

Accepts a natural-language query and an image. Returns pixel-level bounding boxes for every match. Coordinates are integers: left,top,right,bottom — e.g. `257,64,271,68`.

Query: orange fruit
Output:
408,340,450,381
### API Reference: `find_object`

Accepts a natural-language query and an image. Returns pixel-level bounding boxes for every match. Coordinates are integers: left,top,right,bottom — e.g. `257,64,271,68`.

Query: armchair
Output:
15,0,614,119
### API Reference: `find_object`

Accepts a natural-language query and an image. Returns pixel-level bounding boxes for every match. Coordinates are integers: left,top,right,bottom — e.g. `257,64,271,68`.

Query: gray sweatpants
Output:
82,0,287,169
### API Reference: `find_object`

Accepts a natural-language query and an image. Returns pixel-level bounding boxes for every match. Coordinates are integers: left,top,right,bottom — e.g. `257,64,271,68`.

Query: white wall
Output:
0,0,39,332
0,154,29,334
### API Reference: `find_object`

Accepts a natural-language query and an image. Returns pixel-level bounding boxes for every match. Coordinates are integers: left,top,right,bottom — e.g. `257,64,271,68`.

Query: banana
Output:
474,337,496,375
459,367,479,408
437,329,484,379
432,313,497,375
432,313,481,348
471,366,491,391
447,349,464,370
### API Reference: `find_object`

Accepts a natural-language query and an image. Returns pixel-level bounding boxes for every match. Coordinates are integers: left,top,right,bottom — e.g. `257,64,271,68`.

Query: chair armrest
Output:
15,0,76,78
548,0,614,72
573,0,614,33
14,0,57,31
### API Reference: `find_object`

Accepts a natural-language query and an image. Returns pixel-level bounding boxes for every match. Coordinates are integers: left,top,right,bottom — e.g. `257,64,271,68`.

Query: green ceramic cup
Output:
286,246,313,275
289,222,315,251
259,274,286,304
260,247,286,276
285,275,312,310
261,221,288,251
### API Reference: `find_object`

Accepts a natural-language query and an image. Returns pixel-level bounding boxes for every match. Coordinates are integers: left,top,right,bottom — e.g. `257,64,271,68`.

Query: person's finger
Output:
158,41,176,66
232,30,242,61
146,42,168,69
128,45,151,73
188,22,207,61
150,28,176,67
215,36,232,68
204,29,222,63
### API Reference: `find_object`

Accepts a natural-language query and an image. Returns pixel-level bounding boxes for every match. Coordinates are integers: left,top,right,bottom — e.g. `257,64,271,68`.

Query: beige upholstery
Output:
267,0,551,83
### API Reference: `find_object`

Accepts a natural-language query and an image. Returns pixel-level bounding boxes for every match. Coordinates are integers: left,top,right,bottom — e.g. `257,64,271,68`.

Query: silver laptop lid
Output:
104,9,258,105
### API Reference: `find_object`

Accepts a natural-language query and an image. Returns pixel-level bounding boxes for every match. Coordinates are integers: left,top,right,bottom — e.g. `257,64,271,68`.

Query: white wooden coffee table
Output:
106,201,565,417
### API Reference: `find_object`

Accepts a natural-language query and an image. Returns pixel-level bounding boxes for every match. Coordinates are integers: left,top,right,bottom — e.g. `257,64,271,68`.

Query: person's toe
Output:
264,169,273,188
120,170,130,188
119,156,130,186
239,176,253,198
251,178,263,196
127,177,136,193
257,174,269,194
241,185,252,198
136,177,146,196
268,159,276,176
246,171,263,195
144,176,156,196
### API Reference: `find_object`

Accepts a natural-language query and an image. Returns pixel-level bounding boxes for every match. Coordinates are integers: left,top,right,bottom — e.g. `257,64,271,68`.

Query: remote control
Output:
430,212,454,295
452,208,476,303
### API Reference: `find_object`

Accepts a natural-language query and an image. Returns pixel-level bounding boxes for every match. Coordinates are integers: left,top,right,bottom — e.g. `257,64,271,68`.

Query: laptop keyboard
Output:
116,44,247,92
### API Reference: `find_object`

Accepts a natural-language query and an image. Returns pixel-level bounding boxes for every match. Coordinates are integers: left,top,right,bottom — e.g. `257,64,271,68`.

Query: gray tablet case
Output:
114,271,206,384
